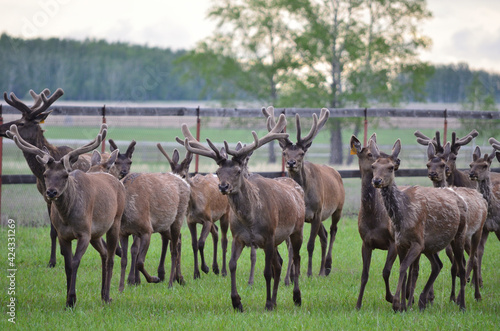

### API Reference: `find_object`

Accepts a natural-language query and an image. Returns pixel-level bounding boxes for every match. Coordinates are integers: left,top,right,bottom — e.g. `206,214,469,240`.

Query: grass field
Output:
1,216,499,330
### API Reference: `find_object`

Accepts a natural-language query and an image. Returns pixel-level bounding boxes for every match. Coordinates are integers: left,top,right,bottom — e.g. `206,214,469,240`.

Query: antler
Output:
489,137,500,151
224,114,289,160
450,129,478,154
63,124,107,169
414,130,444,154
6,124,51,162
297,108,330,147
261,106,292,146
4,88,64,118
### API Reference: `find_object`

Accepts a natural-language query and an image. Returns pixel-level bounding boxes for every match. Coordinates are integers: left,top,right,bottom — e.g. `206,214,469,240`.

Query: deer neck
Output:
477,175,492,204
21,130,57,180
433,178,446,188
360,170,378,212
49,175,80,220
379,182,408,231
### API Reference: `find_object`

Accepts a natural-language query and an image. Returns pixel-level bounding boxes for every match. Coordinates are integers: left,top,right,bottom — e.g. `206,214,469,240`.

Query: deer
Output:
262,106,345,277
349,134,397,309
468,141,500,288
107,139,136,179
425,142,487,302
1,88,96,268
369,138,468,312
181,114,305,312
7,123,125,308
156,145,232,280
117,161,191,292
414,130,479,188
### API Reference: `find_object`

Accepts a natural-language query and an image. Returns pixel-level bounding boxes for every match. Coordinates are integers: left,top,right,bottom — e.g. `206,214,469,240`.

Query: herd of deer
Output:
1,88,499,313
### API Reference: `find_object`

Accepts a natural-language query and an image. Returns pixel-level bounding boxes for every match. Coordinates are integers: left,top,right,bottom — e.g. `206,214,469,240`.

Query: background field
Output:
1,217,499,330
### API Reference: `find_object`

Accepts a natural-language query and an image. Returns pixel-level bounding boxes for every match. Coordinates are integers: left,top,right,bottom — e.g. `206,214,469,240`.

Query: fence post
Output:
0,104,3,218
281,108,286,177
195,106,200,174
443,109,448,144
363,108,368,147
101,105,107,153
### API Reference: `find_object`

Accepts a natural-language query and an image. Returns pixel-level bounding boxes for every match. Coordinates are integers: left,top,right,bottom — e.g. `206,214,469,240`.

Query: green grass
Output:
1,217,499,330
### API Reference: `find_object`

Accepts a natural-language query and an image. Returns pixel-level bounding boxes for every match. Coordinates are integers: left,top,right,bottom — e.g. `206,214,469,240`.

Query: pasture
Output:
1,215,499,330
1,117,500,330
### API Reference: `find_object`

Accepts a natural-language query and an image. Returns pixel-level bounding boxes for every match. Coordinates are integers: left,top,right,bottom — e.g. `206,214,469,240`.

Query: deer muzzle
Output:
218,183,231,195
372,178,383,188
46,188,59,200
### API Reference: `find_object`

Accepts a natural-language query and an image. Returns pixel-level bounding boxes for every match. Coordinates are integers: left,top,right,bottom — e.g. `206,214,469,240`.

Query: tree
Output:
280,0,432,163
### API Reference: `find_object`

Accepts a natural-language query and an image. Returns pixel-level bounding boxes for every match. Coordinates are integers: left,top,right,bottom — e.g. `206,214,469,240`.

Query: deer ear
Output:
33,110,52,123
90,150,101,166
349,135,362,155
391,139,401,159
394,158,401,171
126,140,136,157
172,149,180,164
107,149,119,169
368,139,380,158
473,146,481,161
426,143,436,160
496,151,500,163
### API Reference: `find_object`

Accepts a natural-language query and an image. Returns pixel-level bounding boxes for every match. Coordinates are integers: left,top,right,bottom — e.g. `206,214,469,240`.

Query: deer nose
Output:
287,160,296,167
428,171,437,178
219,183,230,194
120,170,128,177
46,188,58,199
372,178,382,187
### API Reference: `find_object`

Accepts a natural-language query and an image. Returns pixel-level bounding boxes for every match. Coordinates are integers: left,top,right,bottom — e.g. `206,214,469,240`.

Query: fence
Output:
1,104,499,225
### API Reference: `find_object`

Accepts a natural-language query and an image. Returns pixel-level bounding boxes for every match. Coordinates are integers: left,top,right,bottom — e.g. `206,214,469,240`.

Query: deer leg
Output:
90,238,107,301
284,237,293,286
158,232,170,282
419,253,443,311
290,231,302,306
451,239,467,310
211,223,220,275
198,221,212,274
188,222,200,279
393,243,421,312
48,205,57,268
446,244,457,303
136,233,161,284
229,239,245,312
128,235,141,285
168,224,184,288
264,239,277,311
306,218,322,277
248,245,257,286
406,255,422,310
59,239,73,305
325,209,341,276
356,242,373,310
66,236,90,308
119,235,129,292
468,229,482,301
270,247,282,309
102,220,120,303
476,228,489,288
220,214,229,277
317,223,328,276
382,242,397,304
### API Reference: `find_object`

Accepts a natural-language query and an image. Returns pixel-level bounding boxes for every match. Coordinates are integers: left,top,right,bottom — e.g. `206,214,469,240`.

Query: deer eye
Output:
389,166,394,172
367,153,372,157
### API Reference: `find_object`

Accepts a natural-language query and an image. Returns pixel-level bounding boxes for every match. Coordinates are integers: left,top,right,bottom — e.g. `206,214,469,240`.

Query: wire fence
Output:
1,104,499,226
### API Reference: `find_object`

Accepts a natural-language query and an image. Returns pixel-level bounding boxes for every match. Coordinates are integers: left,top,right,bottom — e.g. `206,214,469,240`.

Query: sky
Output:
1,0,500,73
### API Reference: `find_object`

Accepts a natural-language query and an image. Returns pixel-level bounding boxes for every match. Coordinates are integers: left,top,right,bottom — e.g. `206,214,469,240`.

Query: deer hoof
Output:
149,276,161,283
201,265,209,274
293,290,302,306
213,265,220,275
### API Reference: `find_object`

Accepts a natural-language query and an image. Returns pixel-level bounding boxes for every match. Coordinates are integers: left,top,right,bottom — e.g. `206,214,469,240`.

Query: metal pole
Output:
195,106,200,174
281,109,286,176
363,108,368,147
443,109,448,144
101,105,107,153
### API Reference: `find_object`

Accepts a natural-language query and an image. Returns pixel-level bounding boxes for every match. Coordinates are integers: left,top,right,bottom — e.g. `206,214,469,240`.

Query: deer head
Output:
469,146,496,182
157,144,193,179
88,149,120,173
369,139,401,189
1,88,64,140
180,114,289,195
262,106,329,173
425,142,453,184
350,133,378,173
108,139,136,179
7,123,107,200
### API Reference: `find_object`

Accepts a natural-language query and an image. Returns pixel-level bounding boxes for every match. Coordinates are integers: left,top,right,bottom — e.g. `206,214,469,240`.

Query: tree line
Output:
1,33,499,105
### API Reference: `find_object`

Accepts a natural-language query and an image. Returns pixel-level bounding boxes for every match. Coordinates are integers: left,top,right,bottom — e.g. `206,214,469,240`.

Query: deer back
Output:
121,172,190,233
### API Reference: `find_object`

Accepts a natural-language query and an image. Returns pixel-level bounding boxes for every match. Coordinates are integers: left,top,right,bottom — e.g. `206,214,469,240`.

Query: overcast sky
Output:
1,0,500,73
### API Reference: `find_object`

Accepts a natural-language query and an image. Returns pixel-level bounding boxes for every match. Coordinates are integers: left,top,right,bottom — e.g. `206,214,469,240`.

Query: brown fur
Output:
1,88,91,268
262,107,345,277
370,138,468,312
181,115,305,312
350,134,397,309
9,124,125,308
